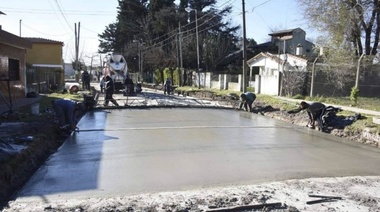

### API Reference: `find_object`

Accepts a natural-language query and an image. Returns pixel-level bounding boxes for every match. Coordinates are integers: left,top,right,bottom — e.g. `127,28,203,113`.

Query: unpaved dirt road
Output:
3,108,380,211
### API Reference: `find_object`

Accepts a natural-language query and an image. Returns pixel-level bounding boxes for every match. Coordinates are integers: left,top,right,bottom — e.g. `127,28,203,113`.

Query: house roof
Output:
0,27,32,49
251,41,273,49
268,28,304,37
247,52,308,66
24,37,63,45
218,49,255,66
286,54,308,63
247,52,284,65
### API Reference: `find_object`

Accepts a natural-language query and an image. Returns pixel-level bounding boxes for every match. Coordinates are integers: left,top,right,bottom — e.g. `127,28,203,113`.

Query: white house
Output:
268,28,314,56
247,52,308,95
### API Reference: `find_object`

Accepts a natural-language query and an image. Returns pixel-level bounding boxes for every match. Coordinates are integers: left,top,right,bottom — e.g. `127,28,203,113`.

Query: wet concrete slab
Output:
95,89,236,108
13,108,380,202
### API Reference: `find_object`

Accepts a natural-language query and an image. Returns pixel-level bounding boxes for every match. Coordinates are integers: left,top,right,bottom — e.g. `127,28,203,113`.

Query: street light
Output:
133,40,144,82
185,7,200,89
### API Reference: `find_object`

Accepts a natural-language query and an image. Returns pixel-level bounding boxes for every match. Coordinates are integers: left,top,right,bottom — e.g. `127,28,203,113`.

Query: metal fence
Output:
26,68,64,93
281,64,380,98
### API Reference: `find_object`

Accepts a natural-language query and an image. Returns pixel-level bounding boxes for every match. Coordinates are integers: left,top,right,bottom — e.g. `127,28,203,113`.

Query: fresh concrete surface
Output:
12,108,380,203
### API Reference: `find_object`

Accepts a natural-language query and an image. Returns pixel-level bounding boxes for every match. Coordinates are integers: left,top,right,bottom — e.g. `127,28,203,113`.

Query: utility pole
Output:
133,40,142,82
178,21,184,86
176,25,180,84
74,22,80,82
89,55,95,80
140,45,143,82
185,7,200,89
355,53,365,88
310,56,319,97
19,19,21,36
98,54,102,81
310,48,323,97
138,45,141,81
242,0,247,92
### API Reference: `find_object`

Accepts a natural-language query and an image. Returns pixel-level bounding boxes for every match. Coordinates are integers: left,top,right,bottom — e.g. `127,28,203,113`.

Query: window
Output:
270,69,275,75
8,58,20,81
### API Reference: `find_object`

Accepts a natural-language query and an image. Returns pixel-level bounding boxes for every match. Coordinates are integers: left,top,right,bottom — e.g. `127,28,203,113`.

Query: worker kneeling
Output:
298,101,326,130
52,99,84,131
239,92,256,112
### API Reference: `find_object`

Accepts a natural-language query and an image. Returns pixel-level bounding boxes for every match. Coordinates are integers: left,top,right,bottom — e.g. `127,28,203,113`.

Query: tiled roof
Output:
24,37,63,45
247,52,284,64
0,28,32,49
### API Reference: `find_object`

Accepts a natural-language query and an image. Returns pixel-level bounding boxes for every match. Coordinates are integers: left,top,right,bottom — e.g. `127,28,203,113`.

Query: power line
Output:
143,13,225,55
139,1,238,55
250,0,277,12
52,0,73,31
47,0,69,32
2,7,115,16
143,21,223,54
81,25,101,34
21,22,72,37
147,0,236,45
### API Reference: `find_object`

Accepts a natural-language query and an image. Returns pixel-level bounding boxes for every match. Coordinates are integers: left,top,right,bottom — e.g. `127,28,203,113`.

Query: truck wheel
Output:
70,85,79,94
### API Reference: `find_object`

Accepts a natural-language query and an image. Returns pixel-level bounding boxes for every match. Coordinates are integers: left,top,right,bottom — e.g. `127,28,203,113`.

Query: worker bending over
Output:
239,92,256,112
299,101,326,129
52,99,83,131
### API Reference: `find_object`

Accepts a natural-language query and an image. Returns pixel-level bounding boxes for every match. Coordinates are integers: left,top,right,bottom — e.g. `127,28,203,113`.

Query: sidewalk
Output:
275,96,380,117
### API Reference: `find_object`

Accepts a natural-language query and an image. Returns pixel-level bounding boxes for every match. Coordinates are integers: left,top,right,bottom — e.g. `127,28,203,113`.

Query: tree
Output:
183,0,240,72
203,34,237,72
298,0,380,96
98,0,240,80
298,0,380,56
98,23,118,53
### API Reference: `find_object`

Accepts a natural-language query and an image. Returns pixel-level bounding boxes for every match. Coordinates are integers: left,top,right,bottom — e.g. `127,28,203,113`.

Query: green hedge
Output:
154,68,180,85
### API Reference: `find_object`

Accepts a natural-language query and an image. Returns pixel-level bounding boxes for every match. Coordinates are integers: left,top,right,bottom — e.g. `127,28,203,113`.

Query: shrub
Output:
293,94,305,99
246,87,255,93
350,86,359,105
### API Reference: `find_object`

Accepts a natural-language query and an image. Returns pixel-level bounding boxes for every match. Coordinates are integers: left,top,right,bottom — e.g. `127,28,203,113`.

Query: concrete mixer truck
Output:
103,53,128,92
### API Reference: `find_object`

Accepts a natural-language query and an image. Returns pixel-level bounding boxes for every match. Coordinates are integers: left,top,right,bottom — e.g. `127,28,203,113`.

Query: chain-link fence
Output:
281,64,380,98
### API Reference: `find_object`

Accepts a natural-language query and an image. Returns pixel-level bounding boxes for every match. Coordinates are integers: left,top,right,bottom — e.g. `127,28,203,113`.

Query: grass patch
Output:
257,94,299,111
298,96,380,112
345,116,380,132
176,87,380,133
20,93,84,114
177,86,380,113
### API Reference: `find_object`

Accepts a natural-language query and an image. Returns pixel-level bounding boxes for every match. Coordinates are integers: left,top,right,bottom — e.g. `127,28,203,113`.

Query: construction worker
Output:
100,75,105,93
52,99,83,131
81,70,91,90
124,75,134,96
104,75,119,107
239,92,256,112
298,101,326,129
164,78,172,95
